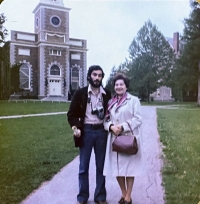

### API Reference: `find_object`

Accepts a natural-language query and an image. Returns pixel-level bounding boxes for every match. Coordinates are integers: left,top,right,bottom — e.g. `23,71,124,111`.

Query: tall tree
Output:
127,20,175,102
0,13,8,45
10,63,23,94
105,62,128,95
181,1,200,104
169,41,199,102
105,66,117,94
0,13,9,99
0,42,10,99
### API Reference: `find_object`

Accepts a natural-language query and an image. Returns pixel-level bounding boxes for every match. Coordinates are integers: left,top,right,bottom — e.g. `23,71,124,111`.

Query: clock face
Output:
51,16,60,26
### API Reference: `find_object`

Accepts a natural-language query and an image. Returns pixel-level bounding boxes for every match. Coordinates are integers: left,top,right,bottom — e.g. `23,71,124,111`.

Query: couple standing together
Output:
67,65,144,204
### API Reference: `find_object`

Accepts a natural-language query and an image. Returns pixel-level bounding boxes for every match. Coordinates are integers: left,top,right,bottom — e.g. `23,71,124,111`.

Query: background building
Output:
9,0,87,100
150,32,180,102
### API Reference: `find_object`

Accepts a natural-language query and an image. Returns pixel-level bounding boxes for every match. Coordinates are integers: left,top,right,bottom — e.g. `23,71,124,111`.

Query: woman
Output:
103,73,144,204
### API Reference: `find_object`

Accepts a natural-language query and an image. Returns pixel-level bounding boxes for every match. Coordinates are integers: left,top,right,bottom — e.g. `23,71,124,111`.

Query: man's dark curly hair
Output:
87,65,105,81
113,73,130,89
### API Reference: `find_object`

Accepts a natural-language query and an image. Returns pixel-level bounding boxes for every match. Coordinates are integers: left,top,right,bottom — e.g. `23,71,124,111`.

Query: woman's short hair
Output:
113,73,130,89
87,65,105,81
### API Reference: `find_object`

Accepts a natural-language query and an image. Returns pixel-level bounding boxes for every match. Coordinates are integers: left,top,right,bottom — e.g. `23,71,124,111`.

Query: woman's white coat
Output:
103,93,145,177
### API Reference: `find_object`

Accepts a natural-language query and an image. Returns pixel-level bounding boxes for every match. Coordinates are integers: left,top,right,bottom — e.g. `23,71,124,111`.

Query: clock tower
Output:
10,0,87,100
33,0,70,43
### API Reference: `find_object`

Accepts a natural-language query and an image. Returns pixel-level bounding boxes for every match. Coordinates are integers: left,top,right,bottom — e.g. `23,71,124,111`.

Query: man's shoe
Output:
95,201,108,204
76,201,87,204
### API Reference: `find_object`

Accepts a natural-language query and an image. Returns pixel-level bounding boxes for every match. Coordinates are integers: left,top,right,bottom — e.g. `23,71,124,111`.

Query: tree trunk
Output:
198,61,200,105
198,74,200,105
147,88,150,103
0,61,2,99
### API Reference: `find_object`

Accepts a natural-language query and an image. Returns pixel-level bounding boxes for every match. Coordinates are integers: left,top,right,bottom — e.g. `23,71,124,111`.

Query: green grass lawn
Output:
1,101,200,204
157,108,200,204
0,101,78,204
0,100,70,116
141,101,198,107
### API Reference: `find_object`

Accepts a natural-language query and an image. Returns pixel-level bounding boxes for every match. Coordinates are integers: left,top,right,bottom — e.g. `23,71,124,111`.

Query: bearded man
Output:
67,65,111,204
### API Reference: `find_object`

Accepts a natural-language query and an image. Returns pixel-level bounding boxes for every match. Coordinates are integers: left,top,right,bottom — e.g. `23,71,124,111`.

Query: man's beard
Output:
89,78,102,88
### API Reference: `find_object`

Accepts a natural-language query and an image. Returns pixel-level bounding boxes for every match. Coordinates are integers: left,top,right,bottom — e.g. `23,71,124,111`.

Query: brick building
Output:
10,0,87,100
150,32,180,102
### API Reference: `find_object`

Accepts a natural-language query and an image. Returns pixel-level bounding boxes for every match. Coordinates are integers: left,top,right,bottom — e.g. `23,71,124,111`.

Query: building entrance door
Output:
49,79,61,96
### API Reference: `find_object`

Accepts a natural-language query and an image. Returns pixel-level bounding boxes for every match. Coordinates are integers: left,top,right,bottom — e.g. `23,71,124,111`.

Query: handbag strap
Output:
126,121,134,135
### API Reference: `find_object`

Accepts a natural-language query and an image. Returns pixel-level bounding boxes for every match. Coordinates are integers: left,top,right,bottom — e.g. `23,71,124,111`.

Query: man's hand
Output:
72,126,81,137
74,129,81,137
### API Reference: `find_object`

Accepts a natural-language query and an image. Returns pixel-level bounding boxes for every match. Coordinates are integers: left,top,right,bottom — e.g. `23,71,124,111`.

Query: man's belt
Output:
84,123,103,130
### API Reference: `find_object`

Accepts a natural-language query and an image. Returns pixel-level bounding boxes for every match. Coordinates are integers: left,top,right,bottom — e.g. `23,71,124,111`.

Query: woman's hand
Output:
110,124,123,136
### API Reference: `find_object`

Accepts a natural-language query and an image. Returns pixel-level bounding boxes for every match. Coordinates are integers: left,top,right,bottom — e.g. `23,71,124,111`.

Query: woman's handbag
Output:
112,121,138,155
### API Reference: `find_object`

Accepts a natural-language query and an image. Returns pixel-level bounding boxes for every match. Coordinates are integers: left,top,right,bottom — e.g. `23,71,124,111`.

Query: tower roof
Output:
40,0,64,7
33,0,70,13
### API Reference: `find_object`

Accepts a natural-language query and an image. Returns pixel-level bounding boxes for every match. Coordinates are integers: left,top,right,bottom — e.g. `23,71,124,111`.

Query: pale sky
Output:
0,0,191,84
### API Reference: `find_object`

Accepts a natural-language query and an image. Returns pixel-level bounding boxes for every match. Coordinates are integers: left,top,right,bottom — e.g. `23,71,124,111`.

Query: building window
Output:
36,17,39,28
71,54,81,60
18,48,30,56
71,67,79,90
19,63,30,90
17,33,35,41
50,65,60,76
49,49,61,56
50,79,60,83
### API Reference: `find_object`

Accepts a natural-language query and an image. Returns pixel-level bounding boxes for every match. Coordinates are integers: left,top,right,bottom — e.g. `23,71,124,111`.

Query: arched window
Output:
71,67,79,90
50,65,60,76
19,63,30,89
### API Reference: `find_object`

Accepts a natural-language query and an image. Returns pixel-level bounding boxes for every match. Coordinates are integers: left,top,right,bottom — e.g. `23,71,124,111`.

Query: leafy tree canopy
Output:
127,20,176,101
105,63,128,95
0,13,8,45
176,1,200,102
182,1,200,64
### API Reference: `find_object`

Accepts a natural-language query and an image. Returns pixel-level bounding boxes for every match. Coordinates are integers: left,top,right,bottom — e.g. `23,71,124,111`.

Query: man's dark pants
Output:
77,124,107,203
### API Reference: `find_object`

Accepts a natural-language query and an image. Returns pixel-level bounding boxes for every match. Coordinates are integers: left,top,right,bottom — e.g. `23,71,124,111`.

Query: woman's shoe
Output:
124,198,132,204
118,197,125,204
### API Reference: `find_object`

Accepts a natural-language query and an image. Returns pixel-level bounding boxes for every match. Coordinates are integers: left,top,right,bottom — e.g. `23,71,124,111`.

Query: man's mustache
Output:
94,80,100,83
